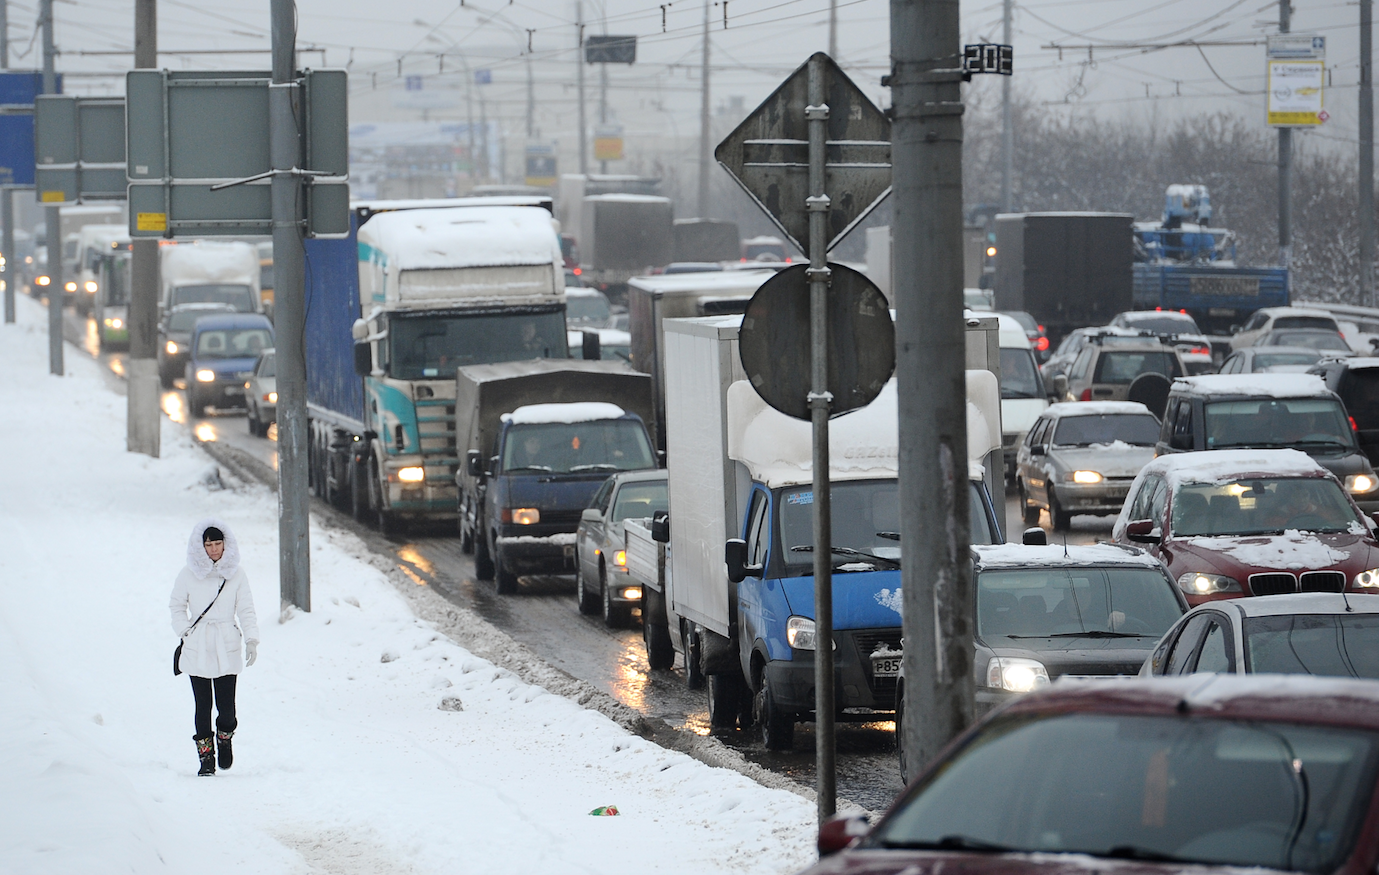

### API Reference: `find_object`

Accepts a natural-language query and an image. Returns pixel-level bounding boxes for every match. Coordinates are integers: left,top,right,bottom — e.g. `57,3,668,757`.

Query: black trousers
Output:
190,675,237,739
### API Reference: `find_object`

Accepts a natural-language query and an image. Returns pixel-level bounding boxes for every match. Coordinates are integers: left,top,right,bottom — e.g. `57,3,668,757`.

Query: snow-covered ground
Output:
0,295,817,875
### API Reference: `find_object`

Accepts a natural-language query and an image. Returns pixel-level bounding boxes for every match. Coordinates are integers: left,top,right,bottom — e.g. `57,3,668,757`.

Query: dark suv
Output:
1156,373,1379,512
1311,357,1379,467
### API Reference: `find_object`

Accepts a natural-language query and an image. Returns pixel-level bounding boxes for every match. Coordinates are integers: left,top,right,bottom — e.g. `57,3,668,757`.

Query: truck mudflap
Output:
762,626,903,713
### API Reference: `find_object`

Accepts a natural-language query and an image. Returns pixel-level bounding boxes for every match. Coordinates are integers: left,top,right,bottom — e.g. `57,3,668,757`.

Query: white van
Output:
996,312,1049,482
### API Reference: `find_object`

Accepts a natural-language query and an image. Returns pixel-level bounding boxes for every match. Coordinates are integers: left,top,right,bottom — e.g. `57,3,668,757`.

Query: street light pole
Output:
41,0,62,376
1279,0,1293,270
127,0,160,456
1362,0,1374,305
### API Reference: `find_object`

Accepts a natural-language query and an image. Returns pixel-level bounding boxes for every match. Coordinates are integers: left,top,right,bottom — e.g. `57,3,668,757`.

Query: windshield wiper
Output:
877,532,900,541
1047,630,1148,638
879,835,1015,854
568,463,619,472
504,465,552,473
1294,440,1350,452
1092,845,1187,863
790,544,901,570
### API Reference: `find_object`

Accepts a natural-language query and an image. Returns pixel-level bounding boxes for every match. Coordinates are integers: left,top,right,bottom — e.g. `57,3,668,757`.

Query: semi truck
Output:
453,360,656,592
304,197,569,534
627,314,1004,749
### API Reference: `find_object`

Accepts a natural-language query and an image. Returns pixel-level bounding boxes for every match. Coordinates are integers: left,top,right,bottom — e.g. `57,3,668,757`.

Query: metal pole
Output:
479,88,489,183
526,56,535,139
599,62,608,174
41,0,60,376
697,0,711,217
1000,0,1013,212
1279,0,1292,270
891,0,974,774
2,0,8,68
805,54,835,823
829,0,838,59
127,0,160,457
576,1,587,175
2,190,12,324
1362,0,1374,306
271,0,310,612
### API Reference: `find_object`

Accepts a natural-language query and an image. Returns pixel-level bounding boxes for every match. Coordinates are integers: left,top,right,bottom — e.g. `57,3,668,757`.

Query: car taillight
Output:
1035,336,1050,351
1190,346,1210,355
1352,416,1360,432
1079,388,1093,402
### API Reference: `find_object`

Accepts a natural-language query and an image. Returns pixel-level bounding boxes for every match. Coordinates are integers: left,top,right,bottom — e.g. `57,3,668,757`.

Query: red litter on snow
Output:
588,805,620,816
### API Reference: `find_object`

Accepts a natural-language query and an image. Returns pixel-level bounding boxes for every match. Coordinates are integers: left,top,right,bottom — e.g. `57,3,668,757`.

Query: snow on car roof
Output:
1341,357,1379,370
626,270,774,295
1142,448,1327,484
502,402,626,425
972,543,1164,568
1045,401,1153,417
1173,373,1329,397
564,286,605,298
1218,592,1379,617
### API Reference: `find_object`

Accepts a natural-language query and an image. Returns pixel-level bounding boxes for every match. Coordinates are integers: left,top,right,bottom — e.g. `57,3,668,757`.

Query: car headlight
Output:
64,281,76,292
1177,572,1242,596
1070,470,1103,484
34,275,49,286
509,507,540,524
165,341,179,355
986,657,1050,692
397,466,425,483
1354,568,1379,588
1346,473,1377,494
195,369,216,382
84,280,97,293
613,549,627,567
787,616,818,650
267,391,277,404
103,317,123,328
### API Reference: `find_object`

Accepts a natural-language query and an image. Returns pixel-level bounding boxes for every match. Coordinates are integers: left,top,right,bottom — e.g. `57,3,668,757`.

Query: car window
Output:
1093,350,1182,385
976,566,1182,639
1192,618,1234,673
999,348,1044,399
1203,398,1355,451
1242,311,1266,331
610,480,668,523
745,490,770,567
1255,351,1323,371
1339,369,1379,430
1147,477,1168,524
256,353,275,377
1245,613,1379,678
1171,400,1194,448
195,328,271,359
1069,347,1094,381
1127,474,1162,522
1270,331,1350,352
591,478,615,513
1165,615,1212,674
1026,417,1051,448
1052,414,1160,447
1171,477,1359,537
1275,315,1340,331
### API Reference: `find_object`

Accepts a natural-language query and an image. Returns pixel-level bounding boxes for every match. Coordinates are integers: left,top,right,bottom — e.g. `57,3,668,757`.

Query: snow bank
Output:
502,402,626,425
0,296,815,875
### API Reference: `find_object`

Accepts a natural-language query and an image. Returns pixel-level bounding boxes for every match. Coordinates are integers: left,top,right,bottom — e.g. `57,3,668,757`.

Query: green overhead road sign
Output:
35,95,126,203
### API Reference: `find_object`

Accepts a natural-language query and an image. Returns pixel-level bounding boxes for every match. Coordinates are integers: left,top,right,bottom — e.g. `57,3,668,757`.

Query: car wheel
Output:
601,565,631,628
707,671,752,730
683,623,706,691
494,547,519,595
642,587,675,670
1019,481,1041,525
159,368,174,389
247,405,260,435
474,529,495,580
1049,489,1072,533
754,668,795,751
576,560,600,615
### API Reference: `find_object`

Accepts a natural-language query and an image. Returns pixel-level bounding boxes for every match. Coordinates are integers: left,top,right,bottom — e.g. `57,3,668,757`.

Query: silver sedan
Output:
575,469,668,628
1016,401,1160,531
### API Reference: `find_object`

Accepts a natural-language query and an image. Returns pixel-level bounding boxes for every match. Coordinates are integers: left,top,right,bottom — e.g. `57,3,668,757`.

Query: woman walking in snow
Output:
170,519,260,776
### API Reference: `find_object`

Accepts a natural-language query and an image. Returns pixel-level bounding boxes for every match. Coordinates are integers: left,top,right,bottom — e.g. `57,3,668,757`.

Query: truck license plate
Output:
224,386,242,396
872,654,902,677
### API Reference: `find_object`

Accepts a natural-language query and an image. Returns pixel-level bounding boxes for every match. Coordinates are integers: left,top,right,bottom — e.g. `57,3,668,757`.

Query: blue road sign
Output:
0,71,56,188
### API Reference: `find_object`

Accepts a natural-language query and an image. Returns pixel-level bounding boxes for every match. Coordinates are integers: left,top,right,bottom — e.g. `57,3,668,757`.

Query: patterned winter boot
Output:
216,730,234,770
195,736,216,776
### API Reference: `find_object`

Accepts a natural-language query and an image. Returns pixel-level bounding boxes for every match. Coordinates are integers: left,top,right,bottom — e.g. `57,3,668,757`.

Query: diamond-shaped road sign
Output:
715,52,890,257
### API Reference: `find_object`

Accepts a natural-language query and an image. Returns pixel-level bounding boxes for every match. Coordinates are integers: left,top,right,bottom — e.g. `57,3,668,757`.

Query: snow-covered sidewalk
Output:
0,295,816,875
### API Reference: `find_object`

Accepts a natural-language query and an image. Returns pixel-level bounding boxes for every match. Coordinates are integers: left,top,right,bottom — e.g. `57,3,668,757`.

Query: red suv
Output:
1111,449,1379,606
809,675,1379,874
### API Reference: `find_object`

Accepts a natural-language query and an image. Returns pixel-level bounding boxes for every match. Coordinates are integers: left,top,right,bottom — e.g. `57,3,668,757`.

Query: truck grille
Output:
853,629,903,703
1249,573,1296,596
1301,571,1346,593
415,395,458,486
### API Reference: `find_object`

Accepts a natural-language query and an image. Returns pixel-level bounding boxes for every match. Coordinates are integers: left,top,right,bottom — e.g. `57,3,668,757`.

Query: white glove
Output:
245,640,258,667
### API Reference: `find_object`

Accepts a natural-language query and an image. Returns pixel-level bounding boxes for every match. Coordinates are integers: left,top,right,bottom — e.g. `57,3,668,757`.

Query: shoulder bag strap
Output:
184,578,228,636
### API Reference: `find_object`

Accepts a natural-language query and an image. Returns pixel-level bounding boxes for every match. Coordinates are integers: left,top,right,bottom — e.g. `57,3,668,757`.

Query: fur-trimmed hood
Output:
186,518,241,580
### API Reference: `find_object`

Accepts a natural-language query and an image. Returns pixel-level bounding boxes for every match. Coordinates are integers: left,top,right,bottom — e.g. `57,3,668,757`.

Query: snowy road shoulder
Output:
0,295,817,875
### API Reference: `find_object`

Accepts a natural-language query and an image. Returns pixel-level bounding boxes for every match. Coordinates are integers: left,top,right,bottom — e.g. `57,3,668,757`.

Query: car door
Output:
579,478,615,581
1019,417,1050,502
1160,614,1213,675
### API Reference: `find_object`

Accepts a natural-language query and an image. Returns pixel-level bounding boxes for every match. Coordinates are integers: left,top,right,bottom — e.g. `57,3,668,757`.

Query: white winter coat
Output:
169,518,259,678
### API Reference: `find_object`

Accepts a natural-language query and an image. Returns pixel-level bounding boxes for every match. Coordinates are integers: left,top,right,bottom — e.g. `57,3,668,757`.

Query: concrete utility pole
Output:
127,0,160,456
526,56,535,139
829,0,838,59
1000,0,1013,212
576,1,587,175
1362,0,1374,306
271,0,310,612
41,0,61,376
1278,0,1293,269
1,0,10,327
891,0,974,773
599,62,608,174
697,0,711,217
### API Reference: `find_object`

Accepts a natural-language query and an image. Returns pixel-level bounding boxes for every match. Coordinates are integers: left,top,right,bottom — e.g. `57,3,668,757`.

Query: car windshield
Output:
1000,347,1043,399
195,328,272,359
611,481,668,523
977,567,1181,639
388,310,569,379
1204,398,1355,452
1171,478,1359,536
1052,414,1160,447
566,293,611,326
1271,331,1349,351
170,283,254,312
102,255,131,306
870,712,1378,874
1093,350,1182,384
1125,315,1202,335
501,420,654,474
1246,614,1379,678
168,308,231,332
1255,351,1322,370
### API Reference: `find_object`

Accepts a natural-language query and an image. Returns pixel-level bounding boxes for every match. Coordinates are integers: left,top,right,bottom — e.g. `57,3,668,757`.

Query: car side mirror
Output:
581,507,601,522
817,814,870,857
651,510,670,543
1169,433,1193,451
1229,324,1240,334
1126,519,1161,544
466,450,484,478
1030,444,1046,456
352,341,371,377
1022,527,1047,546
725,539,750,583
489,455,500,476
581,329,601,361
1052,373,1068,399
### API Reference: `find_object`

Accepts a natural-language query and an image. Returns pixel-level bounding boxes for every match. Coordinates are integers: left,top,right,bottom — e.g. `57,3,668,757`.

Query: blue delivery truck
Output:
304,197,569,534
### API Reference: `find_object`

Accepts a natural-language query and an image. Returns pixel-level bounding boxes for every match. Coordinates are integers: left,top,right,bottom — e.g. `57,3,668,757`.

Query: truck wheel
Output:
683,624,706,691
642,588,674,670
707,671,751,730
1049,490,1072,533
350,460,367,521
601,566,631,628
1019,482,1040,525
247,407,260,436
754,670,795,751
494,548,519,595
159,368,173,389
474,530,495,580
576,562,600,614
